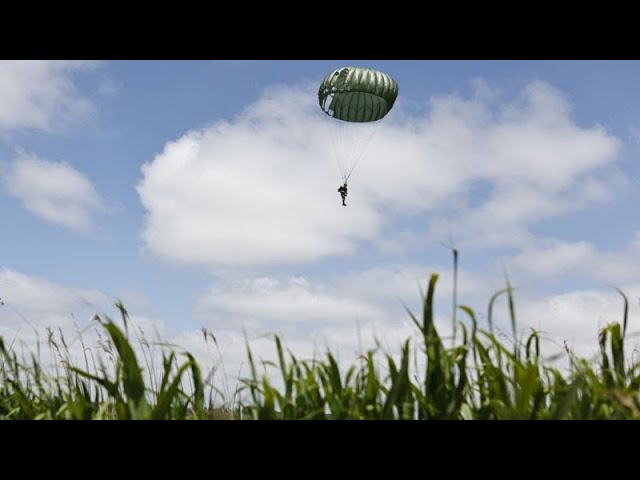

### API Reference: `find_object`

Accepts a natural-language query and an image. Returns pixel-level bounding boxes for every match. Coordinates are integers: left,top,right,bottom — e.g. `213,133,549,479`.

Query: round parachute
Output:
318,67,399,123
318,67,398,182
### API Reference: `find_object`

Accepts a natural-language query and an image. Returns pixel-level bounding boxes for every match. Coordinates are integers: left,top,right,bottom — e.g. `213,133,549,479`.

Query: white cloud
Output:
193,276,384,330
511,232,640,283
511,239,598,278
189,273,430,393
192,262,491,335
470,77,499,102
0,268,109,331
188,264,500,387
0,268,179,386
137,79,622,269
335,263,490,311
0,60,99,133
433,177,620,249
2,152,105,231
137,86,380,267
508,286,640,361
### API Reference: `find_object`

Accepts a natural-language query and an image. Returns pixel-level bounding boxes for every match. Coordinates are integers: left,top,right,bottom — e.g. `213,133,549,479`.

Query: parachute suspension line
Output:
323,108,346,182
324,113,380,184
343,120,381,183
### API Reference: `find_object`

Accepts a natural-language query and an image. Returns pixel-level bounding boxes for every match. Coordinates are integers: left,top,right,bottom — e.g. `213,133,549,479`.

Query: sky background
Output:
2,60,640,382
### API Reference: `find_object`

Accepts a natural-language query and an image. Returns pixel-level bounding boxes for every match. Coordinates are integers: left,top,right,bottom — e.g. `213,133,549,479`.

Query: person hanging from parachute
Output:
337,182,348,206
318,66,398,207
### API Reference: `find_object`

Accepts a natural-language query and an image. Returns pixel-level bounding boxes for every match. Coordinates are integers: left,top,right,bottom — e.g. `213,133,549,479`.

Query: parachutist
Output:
338,182,348,206
319,67,398,203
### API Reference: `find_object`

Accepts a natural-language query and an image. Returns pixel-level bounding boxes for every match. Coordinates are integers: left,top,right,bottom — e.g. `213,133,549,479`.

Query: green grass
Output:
1,262,640,419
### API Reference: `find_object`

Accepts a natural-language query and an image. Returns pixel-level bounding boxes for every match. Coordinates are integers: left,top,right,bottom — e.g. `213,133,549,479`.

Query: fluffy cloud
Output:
335,263,491,313
137,87,380,267
137,80,622,268
0,268,182,392
193,262,490,332
190,273,426,388
189,263,500,380
510,232,640,283
193,276,385,330
509,286,640,360
511,239,598,278
1,152,105,231
0,60,98,133
0,268,109,334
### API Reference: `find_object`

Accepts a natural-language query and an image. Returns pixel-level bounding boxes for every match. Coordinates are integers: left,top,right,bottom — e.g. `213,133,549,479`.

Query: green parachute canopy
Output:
318,66,399,123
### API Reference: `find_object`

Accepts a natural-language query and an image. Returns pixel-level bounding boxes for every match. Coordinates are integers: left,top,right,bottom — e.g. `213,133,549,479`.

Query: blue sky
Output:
2,60,640,371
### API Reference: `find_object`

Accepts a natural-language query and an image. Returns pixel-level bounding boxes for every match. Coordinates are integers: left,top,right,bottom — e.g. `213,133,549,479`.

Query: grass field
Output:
1,253,639,420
